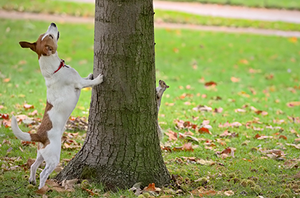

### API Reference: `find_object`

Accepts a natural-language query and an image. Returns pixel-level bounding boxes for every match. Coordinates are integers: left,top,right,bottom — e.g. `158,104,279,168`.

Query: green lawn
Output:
1,19,300,197
1,0,300,32
159,0,300,10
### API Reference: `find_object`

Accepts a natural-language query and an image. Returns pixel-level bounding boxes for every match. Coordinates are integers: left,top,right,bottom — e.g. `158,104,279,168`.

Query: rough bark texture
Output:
56,0,170,190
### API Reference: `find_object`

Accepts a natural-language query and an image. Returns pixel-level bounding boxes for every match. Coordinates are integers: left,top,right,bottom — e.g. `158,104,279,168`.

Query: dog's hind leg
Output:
38,157,59,189
29,152,44,185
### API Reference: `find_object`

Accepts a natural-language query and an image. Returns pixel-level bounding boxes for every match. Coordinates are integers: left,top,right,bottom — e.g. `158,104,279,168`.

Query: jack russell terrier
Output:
11,23,103,189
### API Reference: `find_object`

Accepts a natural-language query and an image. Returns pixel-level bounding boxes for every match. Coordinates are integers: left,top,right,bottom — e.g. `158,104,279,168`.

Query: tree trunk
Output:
56,0,170,190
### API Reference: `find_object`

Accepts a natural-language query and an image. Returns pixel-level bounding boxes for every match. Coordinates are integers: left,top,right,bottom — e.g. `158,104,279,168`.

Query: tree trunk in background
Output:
56,0,170,190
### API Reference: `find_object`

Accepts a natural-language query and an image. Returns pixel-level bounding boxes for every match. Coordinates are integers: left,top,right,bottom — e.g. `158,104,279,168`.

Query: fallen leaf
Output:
204,81,217,87
224,190,234,196
193,105,212,112
231,77,240,82
239,59,249,64
286,143,300,149
219,122,242,128
25,158,35,169
214,107,223,113
0,113,9,120
259,149,285,159
287,101,300,107
182,142,194,152
289,37,297,43
220,130,238,138
35,186,49,195
198,127,211,134
3,78,10,83
191,188,217,196
24,104,34,110
235,109,246,113
28,110,38,116
165,130,178,141
279,135,287,140
196,159,215,166
173,48,179,53
216,147,236,158
144,183,156,191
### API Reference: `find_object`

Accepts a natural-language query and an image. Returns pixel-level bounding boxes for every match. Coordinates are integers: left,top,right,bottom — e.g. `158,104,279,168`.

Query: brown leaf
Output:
3,78,10,83
279,135,287,140
193,105,212,112
259,149,285,159
144,183,156,191
196,159,215,166
257,135,273,140
172,147,183,152
286,143,300,149
287,101,300,107
219,122,242,128
289,37,297,43
239,59,249,64
24,104,34,110
26,158,35,169
219,130,236,138
182,142,194,152
0,113,9,120
28,110,38,116
161,146,172,152
198,127,211,134
165,130,178,141
191,188,217,196
35,186,50,195
235,109,246,113
230,77,240,82
204,81,217,87
224,190,234,196
216,147,236,158
294,171,300,179
214,107,223,113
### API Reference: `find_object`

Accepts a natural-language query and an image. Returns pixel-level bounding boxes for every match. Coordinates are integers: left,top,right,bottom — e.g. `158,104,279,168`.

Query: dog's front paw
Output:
94,74,104,84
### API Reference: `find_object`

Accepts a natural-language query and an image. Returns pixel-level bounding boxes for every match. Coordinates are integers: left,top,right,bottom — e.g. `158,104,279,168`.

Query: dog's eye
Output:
49,35,53,39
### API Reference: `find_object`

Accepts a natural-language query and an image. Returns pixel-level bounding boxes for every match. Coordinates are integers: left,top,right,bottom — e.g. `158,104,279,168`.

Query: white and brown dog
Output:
11,23,103,189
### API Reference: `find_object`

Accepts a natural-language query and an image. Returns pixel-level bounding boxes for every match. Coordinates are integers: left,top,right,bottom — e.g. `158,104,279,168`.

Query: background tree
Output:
56,0,170,190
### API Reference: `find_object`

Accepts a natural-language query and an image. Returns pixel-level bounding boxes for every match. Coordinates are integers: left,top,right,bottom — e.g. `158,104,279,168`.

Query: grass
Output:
1,0,300,32
158,0,300,10
1,19,300,197
155,10,300,32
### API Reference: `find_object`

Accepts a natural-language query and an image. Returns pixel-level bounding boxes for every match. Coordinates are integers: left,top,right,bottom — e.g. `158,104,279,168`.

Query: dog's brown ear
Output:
19,41,37,52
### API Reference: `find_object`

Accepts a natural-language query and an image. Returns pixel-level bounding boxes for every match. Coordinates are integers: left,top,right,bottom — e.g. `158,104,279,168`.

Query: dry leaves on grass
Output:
219,122,242,128
219,130,238,138
286,143,300,149
259,149,286,160
35,179,77,195
129,182,161,196
216,147,236,159
162,142,195,152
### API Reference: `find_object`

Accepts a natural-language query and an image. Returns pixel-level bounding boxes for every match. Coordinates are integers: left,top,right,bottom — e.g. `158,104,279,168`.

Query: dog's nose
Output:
51,23,56,27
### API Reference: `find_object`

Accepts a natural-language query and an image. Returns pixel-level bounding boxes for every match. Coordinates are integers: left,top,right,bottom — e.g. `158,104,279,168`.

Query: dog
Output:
11,23,103,189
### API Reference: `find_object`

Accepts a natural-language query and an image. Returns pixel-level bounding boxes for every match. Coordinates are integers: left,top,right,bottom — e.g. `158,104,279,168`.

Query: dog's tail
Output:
11,115,31,141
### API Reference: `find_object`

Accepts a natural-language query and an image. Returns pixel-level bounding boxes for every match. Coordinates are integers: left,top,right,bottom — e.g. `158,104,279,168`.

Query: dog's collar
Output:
53,59,65,74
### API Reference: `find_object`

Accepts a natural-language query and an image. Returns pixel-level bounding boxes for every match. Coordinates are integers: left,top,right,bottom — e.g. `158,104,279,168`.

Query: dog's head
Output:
19,23,60,59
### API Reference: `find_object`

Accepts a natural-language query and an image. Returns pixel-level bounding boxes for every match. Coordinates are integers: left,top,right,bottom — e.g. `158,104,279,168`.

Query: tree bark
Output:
56,0,170,190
